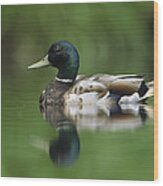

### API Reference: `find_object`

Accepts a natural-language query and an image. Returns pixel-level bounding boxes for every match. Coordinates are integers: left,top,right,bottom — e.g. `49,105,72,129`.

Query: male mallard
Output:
28,41,153,107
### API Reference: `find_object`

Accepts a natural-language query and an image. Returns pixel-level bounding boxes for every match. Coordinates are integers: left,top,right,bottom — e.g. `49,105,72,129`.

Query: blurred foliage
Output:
2,2,154,79
2,2,154,180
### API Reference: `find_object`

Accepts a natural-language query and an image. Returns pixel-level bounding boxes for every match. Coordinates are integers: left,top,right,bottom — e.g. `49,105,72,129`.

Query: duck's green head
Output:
28,41,79,82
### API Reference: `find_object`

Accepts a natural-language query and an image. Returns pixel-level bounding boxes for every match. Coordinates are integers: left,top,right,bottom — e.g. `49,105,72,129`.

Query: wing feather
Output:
66,73,149,98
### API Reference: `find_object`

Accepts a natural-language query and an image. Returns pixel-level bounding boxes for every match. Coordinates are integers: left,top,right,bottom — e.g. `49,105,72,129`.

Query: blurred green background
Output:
2,2,154,180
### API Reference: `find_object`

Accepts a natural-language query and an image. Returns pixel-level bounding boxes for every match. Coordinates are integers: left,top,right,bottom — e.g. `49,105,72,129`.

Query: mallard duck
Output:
28,41,153,107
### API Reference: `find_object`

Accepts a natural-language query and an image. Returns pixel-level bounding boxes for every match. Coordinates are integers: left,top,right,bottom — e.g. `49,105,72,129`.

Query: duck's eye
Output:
55,45,62,53
55,48,61,52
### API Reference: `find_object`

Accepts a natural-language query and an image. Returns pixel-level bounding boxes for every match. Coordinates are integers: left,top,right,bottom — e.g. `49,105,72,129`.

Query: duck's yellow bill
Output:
28,55,50,70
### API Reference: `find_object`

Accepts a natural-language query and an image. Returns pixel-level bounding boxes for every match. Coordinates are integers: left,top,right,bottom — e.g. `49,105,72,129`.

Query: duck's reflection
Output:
37,104,80,167
49,122,80,166
64,103,153,131
31,102,153,167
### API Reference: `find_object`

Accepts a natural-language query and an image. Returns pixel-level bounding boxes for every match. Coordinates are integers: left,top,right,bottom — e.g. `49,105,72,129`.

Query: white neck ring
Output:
56,77,73,83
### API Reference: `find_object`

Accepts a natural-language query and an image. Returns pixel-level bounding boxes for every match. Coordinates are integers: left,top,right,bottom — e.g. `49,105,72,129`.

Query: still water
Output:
2,70,154,180
2,2,154,180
